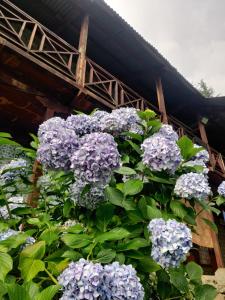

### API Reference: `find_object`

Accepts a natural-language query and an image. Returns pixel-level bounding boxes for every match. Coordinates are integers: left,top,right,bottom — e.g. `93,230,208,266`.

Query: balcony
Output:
0,0,224,178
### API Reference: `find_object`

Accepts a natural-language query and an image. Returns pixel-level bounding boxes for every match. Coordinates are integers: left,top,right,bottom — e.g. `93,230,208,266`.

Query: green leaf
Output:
115,167,136,175
63,200,73,218
0,132,12,138
115,253,125,264
146,206,162,219
186,262,203,282
138,197,148,218
0,252,13,281
20,241,46,260
147,174,174,185
34,285,61,300
170,201,187,219
202,218,218,233
96,203,114,232
0,281,7,298
127,141,142,154
123,179,143,196
195,284,217,300
96,228,130,243
138,257,161,273
177,136,202,160
61,250,82,261
105,187,124,207
7,283,31,300
23,281,39,299
127,210,143,224
169,268,189,293
95,249,116,263
216,196,225,206
117,238,149,251
39,228,59,246
61,234,92,249
19,258,45,282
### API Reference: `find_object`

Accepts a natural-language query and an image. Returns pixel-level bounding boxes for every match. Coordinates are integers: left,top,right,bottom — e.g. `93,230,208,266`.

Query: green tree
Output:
197,79,217,98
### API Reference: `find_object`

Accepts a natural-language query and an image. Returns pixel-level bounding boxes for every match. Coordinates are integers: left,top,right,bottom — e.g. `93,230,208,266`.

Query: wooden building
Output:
0,0,225,273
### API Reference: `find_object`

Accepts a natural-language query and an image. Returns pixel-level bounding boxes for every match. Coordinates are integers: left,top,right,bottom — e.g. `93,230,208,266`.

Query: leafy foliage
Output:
0,110,221,299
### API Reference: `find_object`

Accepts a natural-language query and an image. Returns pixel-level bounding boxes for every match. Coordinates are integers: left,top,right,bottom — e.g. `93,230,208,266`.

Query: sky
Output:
105,0,225,95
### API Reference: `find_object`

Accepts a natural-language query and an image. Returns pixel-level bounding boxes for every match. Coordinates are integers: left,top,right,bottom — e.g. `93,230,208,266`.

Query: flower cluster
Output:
192,144,209,163
148,218,192,268
0,229,35,248
71,132,120,184
38,117,66,142
70,180,106,210
100,107,141,135
0,159,28,184
156,124,179,141
218,181,225,197
58,259,144,300
141,135,181,173
174,172,211,200
182,160,209,175
0,196,25,219
37,127,80,170
66,114,100,137
58,259,105,300
103,261,144,300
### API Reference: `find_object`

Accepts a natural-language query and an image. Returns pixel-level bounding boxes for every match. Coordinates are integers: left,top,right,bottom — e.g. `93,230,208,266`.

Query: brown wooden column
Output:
156,78,168,124
76,14,89,87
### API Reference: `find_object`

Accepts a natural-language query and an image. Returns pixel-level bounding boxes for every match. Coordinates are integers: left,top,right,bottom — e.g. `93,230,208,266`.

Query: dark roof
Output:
11,0,205,120
9,0,225,153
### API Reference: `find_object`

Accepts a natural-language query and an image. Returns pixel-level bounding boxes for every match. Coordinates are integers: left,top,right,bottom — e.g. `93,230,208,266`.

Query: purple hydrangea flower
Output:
157,124,178,141
92,110,109,121
37,127,80,170
58,259,105,300
174,172,211,200
38,117,66,142
0,229,35,248
182,160,209,175
103,262,144,300
66,114,100,137
218,181,225,197
148,218,192,268
192,145,209,163
70,180,106,210
70,132,120,183
100,108,141,135
0,196,25,219
0,159,28,183
141,135,182,173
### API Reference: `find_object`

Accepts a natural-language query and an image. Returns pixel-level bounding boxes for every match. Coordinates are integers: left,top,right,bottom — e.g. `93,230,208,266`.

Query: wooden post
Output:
156,78,168,124
76,14,89,87
198,121,209,145
208,213,224,268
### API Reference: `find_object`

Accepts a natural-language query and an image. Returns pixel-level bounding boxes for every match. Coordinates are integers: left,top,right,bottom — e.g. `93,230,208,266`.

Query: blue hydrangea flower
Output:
38,117,66,142
148,218,192,268
174,172,211,200
103,262,144,300
0,196,25,219
157,124,178,141
182,160,209,175
0,159,28,184
70,180,106,210
70,132,120,183
218,181,225,197
92,110,109,121
37,127,80,170
141,135,181,173
100,108,141,135
0,229,35,248
192,145,209,163
58,259,105,300
66,114,100,137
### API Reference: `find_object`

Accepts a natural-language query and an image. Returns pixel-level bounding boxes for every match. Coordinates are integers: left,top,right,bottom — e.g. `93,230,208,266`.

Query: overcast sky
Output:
105,0,225,95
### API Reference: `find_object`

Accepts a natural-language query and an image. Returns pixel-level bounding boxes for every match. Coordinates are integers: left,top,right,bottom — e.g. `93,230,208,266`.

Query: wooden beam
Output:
198,121,209,145
76,14,89,87
156,78,168,123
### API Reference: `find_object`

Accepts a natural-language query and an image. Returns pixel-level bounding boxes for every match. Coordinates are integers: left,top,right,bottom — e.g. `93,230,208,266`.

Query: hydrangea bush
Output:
0,109,221,300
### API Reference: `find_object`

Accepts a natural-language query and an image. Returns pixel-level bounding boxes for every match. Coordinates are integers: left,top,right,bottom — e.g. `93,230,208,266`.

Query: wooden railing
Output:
0,0,225,178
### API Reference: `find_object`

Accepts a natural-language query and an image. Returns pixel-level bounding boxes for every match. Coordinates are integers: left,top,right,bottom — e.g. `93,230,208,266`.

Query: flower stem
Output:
45,268,58,285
